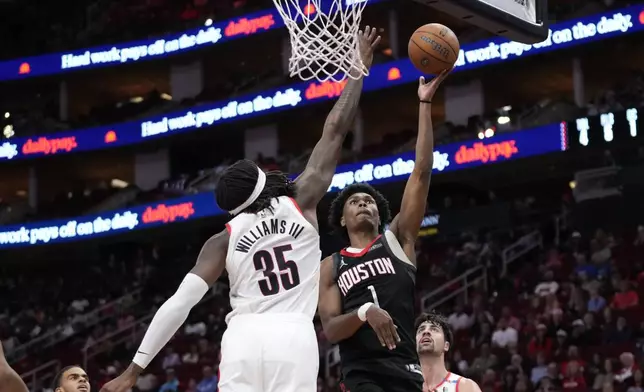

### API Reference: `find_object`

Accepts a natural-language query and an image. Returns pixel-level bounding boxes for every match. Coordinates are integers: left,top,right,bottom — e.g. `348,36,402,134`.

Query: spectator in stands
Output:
450,350,469,374
615,352,636,384
605,316,633,344
472,321,493,348
568,319,589,346
468,343,497,379
588,285,608,313
627,369,644,392
196,366,218,392
584,312,602,342
561,346,585,375
634,225,644,247
159,369,179,392
186,379,198,392
479,369,497,391
447,304,472,331
161,347,181,369
561,360,586,391
500,306,521,332
135,372,158,392
612,280,639,310
182,344,200,364
197,338,217,364
492,318,518,348
552,330,569,362
530,352,548,386
546,362,561,388
500,370,517,392
593,359,615,391
528,324,553,360
534,270,559,297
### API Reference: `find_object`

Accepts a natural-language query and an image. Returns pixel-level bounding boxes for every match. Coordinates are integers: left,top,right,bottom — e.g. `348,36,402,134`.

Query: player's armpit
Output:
458,378,483,392
191,229,229,285
318,256,365,343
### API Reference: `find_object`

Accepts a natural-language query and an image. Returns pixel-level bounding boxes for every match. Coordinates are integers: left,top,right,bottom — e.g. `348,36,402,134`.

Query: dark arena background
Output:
1,0,644,391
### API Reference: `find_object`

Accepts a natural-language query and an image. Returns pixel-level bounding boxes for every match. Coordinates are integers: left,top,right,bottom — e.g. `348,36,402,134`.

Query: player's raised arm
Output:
294,27,381,214
0,343,29,392
388,71,451,264
100,230,229,392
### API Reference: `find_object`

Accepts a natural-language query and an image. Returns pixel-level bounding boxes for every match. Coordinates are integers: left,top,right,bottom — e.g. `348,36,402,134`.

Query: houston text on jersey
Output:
337,257,396,295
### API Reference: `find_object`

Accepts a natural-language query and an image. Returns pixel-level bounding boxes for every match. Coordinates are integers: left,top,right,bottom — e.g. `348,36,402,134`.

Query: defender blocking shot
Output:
100,27,382,392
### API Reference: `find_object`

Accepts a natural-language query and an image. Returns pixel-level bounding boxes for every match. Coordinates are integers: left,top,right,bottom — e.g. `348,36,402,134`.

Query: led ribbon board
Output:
0,0,381,82
0,123,566,248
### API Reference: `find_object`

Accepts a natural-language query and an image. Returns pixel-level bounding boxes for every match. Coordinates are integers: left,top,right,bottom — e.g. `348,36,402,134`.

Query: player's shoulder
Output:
454,375,481,392
201,229,230,253
319,254,338,282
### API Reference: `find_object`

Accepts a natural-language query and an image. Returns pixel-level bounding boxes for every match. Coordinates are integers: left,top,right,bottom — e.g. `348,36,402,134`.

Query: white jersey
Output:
425,372,464,392
224,196,321,323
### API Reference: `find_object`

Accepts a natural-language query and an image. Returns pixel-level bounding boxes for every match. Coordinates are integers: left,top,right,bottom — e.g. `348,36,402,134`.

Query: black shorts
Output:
340,369,423,392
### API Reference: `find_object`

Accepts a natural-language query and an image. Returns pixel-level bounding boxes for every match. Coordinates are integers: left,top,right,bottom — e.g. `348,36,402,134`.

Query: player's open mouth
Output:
357,210,371,216
420,337,431,344
78,386,88,391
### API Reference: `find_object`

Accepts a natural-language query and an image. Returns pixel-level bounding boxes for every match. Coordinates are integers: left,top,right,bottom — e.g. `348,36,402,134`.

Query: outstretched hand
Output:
99,371,138,392
357,25,382,70
418,67,452,102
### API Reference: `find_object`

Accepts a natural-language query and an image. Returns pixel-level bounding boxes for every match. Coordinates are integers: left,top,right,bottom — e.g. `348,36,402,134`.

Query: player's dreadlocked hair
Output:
52,365,84,390
216,159,296,215
328,183,391,243
414,311,453,346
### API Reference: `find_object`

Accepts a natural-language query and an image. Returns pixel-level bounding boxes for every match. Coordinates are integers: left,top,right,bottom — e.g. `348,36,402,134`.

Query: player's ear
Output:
341,217,346,227
444,340,450,353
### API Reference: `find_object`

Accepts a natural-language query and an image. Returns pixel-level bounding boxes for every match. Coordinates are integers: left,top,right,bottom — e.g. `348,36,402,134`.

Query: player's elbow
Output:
412,164,433,178
321,323,343,344
319,313,343,343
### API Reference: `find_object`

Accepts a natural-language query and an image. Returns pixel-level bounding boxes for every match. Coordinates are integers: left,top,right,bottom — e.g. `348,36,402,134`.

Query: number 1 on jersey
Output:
367,285,380,307
253,244,301,296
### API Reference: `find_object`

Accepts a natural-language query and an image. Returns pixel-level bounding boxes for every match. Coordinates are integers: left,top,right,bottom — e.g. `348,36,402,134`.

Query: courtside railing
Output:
20,360,60,390
81,292,217,369
420,265,488,312
8,288,143,362
82,313,153,369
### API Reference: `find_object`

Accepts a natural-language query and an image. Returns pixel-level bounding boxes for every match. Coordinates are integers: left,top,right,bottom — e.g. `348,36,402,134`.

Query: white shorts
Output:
218,313,319,392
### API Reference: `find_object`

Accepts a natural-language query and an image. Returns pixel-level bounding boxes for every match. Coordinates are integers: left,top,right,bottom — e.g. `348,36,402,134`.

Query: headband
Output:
228,167,266,215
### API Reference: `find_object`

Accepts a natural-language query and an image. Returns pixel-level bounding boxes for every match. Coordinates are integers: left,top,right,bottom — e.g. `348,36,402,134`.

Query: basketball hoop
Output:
272,0,370,82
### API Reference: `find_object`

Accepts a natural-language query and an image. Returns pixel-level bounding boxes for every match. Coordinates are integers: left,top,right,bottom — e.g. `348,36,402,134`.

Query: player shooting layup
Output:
415,312,480,392
318,70,450,392
100,27,381,392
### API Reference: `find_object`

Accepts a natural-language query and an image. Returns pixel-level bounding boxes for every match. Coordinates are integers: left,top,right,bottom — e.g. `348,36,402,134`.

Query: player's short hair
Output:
328,183,391,242
52,365,84,390
216,159,296,215
414,311,453,346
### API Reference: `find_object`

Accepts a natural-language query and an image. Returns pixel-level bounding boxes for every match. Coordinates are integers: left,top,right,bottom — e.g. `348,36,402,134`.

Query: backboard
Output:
413,0,549,44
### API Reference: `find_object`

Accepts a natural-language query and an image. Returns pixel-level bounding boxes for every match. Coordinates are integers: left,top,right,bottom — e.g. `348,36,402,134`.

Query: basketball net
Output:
272,0,369,82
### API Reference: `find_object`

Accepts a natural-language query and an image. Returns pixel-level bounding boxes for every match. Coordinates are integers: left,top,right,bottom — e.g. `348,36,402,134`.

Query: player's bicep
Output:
295,132,344,211
318,257,343,322
389,172,430,258
190,229,229,286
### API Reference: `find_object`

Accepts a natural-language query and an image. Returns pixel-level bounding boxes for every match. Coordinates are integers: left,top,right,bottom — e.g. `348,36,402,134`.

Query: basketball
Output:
408,23,460,74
